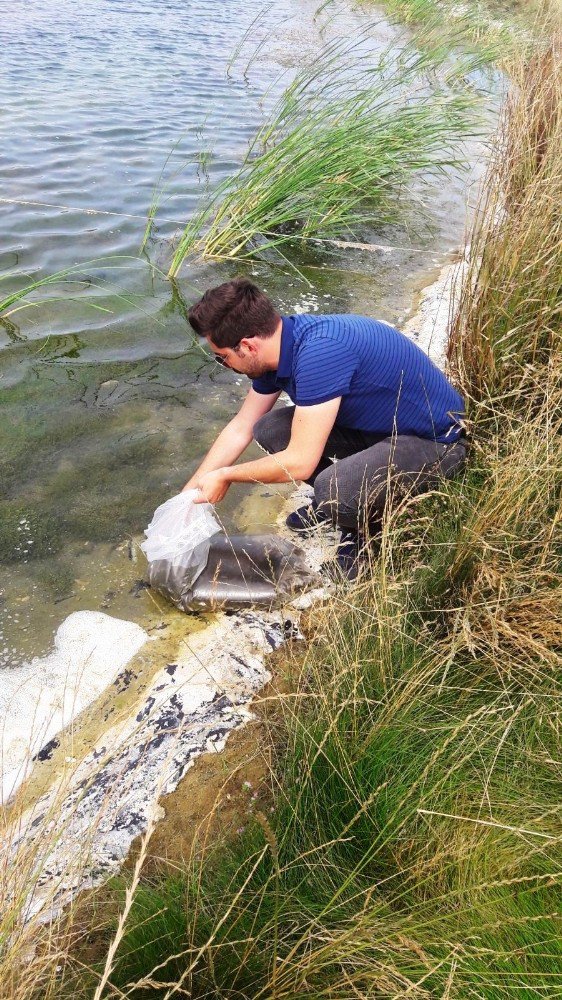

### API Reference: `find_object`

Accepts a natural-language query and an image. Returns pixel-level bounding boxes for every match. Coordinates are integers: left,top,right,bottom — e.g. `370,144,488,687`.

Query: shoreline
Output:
4,250,465,922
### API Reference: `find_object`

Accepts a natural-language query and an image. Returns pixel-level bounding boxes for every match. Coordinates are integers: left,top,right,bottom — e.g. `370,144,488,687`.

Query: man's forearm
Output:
184,421,254,487
222,449,312,486
191,398,340,505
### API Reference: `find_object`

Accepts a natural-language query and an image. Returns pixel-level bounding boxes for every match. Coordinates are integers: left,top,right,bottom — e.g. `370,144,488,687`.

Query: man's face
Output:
206,337,270,379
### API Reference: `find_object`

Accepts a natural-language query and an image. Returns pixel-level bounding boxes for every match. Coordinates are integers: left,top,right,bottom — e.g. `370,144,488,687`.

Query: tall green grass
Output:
54,32,562,1000
168,35,487,275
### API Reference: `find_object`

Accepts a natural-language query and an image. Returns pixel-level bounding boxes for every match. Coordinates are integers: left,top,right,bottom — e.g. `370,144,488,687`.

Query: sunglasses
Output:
212,344,241,367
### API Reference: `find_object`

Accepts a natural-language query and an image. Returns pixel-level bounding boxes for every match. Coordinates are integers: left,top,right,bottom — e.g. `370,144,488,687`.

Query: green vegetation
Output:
168,36,487,275
0,258,151,323
38,29,557,1000
164,0,556,278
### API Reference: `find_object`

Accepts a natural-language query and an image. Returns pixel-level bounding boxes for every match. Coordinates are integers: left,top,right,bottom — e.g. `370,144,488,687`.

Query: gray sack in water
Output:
147,532,317,612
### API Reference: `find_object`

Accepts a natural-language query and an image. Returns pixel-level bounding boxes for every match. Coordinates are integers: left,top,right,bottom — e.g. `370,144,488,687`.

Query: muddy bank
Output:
4,523,330,921
404,248,469,367
6,611,288,918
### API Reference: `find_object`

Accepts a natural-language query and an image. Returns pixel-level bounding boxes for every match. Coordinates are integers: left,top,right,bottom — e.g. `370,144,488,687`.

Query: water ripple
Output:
1,0,325,281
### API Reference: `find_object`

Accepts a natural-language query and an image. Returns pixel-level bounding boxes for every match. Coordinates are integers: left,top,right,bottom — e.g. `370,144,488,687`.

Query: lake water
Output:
0,0,497,670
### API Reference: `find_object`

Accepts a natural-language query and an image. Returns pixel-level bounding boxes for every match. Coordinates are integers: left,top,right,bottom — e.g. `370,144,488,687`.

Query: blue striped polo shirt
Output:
252,314,464,443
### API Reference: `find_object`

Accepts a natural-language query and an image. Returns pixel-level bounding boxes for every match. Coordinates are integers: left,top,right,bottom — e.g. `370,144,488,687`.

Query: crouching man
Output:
183,278,466,578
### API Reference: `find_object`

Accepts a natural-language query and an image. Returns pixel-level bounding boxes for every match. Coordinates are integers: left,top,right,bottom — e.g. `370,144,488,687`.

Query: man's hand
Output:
191,469,230,505
180,388,280,497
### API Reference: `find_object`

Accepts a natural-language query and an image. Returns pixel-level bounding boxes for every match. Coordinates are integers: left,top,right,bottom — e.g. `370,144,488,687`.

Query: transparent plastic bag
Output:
141,491,221,608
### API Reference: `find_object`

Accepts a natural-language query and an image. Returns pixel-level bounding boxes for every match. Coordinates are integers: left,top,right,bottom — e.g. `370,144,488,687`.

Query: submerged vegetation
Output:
0,258,151,323
167,34,487,274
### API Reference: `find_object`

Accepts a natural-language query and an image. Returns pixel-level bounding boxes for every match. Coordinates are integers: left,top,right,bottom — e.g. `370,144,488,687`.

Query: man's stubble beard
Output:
239,358,271,379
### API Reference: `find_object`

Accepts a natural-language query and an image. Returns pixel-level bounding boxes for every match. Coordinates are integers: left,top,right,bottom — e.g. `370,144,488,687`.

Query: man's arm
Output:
192,398,342,503
182,387,280,491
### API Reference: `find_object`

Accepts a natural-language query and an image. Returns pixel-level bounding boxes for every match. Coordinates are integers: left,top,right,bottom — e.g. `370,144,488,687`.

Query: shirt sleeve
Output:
252,373,279,395
294,336,358,405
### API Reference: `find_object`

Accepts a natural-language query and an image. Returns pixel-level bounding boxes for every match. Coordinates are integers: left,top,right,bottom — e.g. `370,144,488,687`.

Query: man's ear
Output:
239,336,258,354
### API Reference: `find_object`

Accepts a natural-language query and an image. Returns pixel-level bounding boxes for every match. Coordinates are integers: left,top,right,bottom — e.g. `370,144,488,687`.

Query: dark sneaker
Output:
285,501,329,534
321,531,363,581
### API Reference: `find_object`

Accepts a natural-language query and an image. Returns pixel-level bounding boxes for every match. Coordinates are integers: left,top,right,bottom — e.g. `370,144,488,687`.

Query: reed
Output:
0,258,159,326
168,36,486,275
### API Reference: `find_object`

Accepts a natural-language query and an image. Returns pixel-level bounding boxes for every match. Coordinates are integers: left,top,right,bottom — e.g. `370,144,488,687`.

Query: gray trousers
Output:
253,406,466,532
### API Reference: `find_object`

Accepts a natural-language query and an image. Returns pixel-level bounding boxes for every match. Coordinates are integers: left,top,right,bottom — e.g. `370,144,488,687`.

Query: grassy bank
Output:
43,31,561,1000
167,32,486,275
448,28,562,407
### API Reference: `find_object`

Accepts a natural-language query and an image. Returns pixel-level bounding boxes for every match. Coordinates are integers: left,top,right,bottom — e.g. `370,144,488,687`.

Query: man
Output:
183,277,466,577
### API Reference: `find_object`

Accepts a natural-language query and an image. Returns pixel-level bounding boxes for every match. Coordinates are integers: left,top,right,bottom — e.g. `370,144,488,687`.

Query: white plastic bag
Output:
141,491,221,606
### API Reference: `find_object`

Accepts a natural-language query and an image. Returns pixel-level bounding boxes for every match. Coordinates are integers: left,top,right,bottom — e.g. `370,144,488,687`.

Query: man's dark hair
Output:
188,278,280,348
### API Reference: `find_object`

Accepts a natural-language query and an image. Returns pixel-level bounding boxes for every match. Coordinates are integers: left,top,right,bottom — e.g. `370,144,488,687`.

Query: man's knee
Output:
253,412,276,453
313,436,467,532
253,408,293,454
313,467,337,516
313,465,376,529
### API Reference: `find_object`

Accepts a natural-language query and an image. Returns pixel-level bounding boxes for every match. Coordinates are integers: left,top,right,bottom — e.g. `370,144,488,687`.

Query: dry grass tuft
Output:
448,35,562,407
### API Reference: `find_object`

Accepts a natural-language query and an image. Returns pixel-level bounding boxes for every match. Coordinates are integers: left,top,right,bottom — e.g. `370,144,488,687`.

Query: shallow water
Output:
1,0,499,671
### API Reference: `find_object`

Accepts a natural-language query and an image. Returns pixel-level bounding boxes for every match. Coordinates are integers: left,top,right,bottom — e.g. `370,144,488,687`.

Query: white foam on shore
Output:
0,611,149,803
404,252,468,369
7,608,291,921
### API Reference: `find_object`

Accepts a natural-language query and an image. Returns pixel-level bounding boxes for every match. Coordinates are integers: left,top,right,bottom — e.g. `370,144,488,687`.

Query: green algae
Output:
31,558,76,602
0,500,64,564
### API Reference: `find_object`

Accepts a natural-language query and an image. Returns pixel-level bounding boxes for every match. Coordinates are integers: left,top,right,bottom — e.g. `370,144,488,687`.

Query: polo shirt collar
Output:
277,315,295,379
